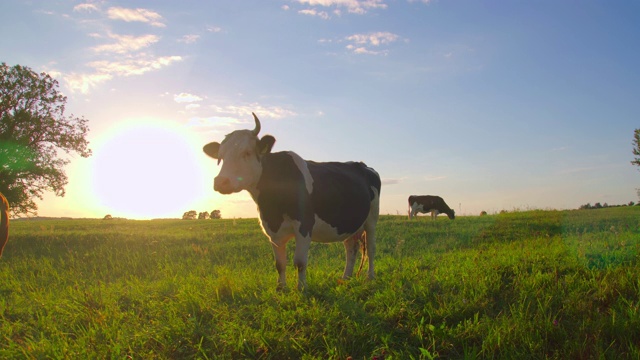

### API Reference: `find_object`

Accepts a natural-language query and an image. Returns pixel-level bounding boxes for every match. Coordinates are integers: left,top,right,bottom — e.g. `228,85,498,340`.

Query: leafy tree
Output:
198,211,209,220
0,63,91,215
632,129,640,169
210,209,221,219
182,210,197,220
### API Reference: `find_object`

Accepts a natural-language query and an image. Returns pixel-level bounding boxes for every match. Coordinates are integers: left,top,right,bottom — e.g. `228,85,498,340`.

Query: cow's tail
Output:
0,193,9,258
355,231,367,277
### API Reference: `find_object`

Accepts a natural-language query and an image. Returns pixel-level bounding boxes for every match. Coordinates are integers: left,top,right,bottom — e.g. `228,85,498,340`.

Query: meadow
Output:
1,207,639,359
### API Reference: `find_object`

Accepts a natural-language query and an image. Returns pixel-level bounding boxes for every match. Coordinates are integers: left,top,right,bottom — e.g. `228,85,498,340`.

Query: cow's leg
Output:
342,233,360,279
272,242,288,291
364,222,377,280
293,236,311,290
409,204,418,219
364,202,379,280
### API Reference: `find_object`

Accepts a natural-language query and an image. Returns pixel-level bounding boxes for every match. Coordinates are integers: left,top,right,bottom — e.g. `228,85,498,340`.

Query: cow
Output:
203,113,381,290
0,192,9,258
408,195,455,220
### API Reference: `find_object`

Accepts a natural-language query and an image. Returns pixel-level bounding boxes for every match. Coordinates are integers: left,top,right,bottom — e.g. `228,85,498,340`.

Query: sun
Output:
89,118,209,219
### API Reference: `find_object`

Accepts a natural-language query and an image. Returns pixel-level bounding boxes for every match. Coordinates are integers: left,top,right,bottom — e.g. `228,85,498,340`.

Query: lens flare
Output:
89,118,207,219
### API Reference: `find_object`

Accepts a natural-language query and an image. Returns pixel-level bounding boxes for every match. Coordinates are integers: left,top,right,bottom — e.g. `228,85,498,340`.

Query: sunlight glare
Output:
90,118,208,219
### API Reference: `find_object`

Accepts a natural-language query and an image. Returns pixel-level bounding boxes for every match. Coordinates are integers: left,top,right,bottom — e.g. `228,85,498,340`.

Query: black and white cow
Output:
203,113,381,290
408,195,455,220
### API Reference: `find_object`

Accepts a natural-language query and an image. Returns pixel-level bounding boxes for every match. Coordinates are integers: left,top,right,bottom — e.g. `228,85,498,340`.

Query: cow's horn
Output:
251,112,261,135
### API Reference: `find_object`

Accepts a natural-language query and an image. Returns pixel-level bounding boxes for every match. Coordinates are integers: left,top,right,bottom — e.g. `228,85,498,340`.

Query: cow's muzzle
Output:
214,176,235,194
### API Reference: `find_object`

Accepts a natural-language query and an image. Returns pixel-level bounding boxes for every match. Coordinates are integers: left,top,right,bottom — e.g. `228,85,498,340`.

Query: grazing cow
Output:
203,113,381,290
408,195,455,220
0,193,9,258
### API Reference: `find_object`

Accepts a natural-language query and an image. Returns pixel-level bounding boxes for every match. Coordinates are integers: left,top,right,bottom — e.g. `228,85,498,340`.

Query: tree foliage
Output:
182,210,197,220
0,63,91,215
632,128,640,170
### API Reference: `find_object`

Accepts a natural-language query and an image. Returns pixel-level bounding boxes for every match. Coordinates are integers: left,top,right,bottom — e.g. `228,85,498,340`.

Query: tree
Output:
210,209,221,219
198,211,209,220
632,129,640,170
0,63,91,215
182,210,197,220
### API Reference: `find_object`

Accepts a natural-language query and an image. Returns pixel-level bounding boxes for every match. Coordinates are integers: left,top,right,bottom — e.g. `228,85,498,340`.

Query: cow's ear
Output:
258,135,275,155
203,142,220,159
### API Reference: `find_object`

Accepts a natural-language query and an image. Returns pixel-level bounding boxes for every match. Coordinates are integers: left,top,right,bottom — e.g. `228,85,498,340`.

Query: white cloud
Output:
107,7,165,27
179,34,200,44
344,31,401,55
295,0,387,14
73,3,99,12
187,104,296,132
50,5,183,94
190,104,297,131
206,26,223,33
346,31,399,46
210,104,297,120
57,55,182,93
174,93,203,103
93,33,159,54
299,9,330,19
185,104,201,110
87,55,183,77
346,45,387,55
62,72,113,94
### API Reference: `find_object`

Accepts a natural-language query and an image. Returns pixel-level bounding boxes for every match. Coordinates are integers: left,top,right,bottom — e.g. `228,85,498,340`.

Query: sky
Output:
1,0,639,219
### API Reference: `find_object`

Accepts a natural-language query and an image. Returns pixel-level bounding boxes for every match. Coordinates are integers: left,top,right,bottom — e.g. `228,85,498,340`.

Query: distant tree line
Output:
578,201,637,210
182,210,221,220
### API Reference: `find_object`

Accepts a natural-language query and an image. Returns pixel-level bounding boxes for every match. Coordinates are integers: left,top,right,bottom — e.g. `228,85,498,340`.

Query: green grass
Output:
1,207,640,359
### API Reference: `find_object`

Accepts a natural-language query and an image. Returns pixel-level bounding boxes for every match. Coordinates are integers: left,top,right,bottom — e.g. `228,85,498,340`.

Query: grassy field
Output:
1,207,639,359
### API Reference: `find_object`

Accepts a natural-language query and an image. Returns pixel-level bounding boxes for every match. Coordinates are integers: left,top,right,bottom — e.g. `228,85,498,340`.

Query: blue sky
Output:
1,0,639,219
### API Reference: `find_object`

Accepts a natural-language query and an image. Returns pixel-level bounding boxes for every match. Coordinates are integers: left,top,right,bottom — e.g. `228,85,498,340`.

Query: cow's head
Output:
447,209,456,220
203,113,275,194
